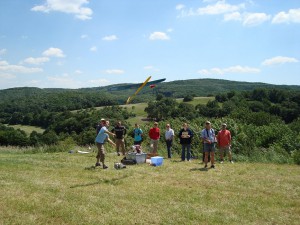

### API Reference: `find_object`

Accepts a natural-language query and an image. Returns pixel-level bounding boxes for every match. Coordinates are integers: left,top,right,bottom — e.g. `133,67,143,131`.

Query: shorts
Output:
219,146,231,154
203,143,215,153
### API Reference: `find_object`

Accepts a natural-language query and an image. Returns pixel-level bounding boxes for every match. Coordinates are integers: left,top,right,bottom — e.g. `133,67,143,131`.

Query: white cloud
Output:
143,65,160,71
198,65,260,75
75,70,83,74
197,0,245,15
0,60,43,73
176,4,185,10
102,35,118,41
23,57,50,65
90,46,97,52
144,65,154,70
272,8,300,24
149,32,170,40
87,79,110,86
105,69,124,74
262,56,299,66
166,28,173,33
26,80,41,85
224,12,242,21
0,48,7,55
0,73,16,79
81,34,88,39
31,0,93,20
42,47,65,57
223,12,271,26
242,13,271,26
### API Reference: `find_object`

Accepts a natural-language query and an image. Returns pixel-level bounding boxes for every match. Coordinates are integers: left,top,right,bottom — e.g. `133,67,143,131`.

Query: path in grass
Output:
0,151,299,225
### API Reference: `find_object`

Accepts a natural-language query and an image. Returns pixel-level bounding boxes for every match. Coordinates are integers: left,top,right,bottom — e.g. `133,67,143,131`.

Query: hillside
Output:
1,79,300,104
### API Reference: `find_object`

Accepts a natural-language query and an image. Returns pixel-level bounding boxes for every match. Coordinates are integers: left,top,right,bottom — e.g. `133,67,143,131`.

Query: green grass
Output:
176,96,214,106
6,124,45,134
0,148,299,225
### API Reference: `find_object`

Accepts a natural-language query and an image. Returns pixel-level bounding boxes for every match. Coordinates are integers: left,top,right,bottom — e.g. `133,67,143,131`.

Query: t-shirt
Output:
165,128,174,140
201,129,215,144
179,128,193,144
112,125,126,139
96,124,103,135
149,127,160,140
217,129,231,147
95,126,108,144
134,128,143,142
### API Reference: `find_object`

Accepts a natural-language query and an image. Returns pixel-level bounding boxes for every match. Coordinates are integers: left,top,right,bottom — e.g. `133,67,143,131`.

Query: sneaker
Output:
103,164,108,169
95,162,101,167
230,160,234,164
204,164,208,168
210,165,215,169
220,160,224,164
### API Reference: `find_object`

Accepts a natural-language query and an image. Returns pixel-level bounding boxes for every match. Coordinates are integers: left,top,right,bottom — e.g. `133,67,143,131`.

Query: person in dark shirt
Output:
178,123,193,161
111,121,127,156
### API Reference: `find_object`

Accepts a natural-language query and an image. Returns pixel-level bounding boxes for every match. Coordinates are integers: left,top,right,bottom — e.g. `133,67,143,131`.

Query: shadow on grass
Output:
190,167,208,172
70,174,131,189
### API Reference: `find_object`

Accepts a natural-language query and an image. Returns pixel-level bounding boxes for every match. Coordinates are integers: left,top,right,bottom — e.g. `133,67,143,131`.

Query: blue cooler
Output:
151,156,163,166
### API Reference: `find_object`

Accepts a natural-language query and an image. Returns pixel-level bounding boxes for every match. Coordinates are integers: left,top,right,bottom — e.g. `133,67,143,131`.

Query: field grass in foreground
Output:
0,151,299,225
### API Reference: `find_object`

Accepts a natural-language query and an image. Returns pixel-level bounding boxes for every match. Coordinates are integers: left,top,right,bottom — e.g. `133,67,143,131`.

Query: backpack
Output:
121,157,137,165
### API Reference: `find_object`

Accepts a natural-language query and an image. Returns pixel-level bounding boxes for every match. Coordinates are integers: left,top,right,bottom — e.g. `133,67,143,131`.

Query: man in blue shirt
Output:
95,120,115,169
201,121,216,169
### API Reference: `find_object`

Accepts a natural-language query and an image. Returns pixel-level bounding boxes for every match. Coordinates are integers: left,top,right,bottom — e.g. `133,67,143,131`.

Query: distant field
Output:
176,96,214,106
6,124,45,135
72,97,213,124
0,150,299,225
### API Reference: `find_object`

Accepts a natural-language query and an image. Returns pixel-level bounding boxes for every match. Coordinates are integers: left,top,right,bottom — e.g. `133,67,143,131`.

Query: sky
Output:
0,0,299,89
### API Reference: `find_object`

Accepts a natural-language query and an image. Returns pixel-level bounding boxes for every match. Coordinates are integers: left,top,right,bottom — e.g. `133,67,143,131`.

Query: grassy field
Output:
6,124,45,134
176,96,214,106
0,149,299,225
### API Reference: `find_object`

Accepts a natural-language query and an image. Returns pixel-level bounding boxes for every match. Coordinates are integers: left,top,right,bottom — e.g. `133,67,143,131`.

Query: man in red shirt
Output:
217,123,233,163
149,122,160,154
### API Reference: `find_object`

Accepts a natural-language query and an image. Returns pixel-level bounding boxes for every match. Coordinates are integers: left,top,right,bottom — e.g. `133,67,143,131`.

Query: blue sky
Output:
0,0,299,89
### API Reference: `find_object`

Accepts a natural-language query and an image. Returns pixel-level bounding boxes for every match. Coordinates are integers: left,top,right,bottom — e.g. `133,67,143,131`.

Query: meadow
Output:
0,148,299,225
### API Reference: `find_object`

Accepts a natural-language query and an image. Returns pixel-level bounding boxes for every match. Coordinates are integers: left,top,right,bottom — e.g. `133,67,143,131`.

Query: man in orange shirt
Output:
217,123,233,163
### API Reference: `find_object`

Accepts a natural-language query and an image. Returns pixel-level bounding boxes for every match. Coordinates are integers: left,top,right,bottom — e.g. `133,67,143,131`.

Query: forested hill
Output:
1,79,300,112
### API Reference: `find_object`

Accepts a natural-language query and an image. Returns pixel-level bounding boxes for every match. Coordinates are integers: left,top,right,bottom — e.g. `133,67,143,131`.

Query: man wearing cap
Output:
165,124,174,158
201,121,216,168
149,122,160,154
96,118,106,135
217,123,233,163
95,120,116,169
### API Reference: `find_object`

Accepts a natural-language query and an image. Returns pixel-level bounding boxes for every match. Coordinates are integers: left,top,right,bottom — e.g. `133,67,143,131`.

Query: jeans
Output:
166,140,172,158
181,144,191,161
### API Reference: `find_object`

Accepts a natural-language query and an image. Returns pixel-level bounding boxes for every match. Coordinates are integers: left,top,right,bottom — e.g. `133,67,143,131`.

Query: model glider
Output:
107,78,166,91
126,76,152,104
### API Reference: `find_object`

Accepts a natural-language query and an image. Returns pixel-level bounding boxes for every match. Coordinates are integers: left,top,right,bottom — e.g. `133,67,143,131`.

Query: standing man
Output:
95,120,115,169
96,118,106,135
217,123,233,163
179,123,193,162
149,122,160,154
165,124,174,158
201,121,216,168
133,123,143,145
112,121,127,156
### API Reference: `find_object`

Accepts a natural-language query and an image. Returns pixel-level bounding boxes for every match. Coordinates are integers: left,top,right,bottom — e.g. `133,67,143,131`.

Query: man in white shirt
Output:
165,124,174,158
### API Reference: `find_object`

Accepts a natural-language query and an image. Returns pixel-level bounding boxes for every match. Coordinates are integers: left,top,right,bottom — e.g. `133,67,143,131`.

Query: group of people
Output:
94,118,233,169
